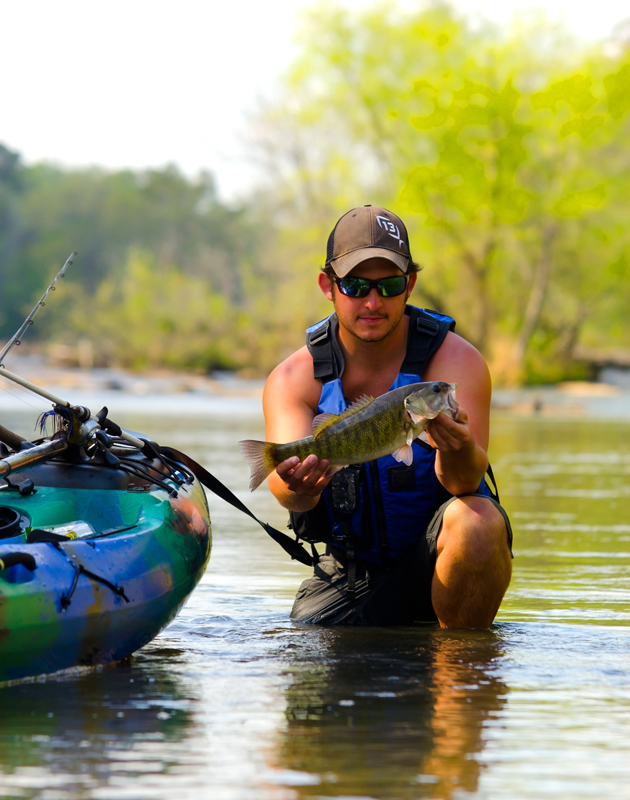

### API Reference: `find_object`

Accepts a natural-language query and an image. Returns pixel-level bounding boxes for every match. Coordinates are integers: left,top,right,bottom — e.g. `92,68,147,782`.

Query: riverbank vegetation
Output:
1,3,629,384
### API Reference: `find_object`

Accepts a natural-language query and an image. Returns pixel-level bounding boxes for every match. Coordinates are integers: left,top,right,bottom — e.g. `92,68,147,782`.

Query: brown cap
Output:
325,205,412,277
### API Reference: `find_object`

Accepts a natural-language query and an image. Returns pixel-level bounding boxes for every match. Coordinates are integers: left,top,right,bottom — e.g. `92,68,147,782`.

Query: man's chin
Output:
350,324,391,343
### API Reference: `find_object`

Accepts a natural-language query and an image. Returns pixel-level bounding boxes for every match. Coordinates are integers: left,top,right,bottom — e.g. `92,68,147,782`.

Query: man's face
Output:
318,257,417,344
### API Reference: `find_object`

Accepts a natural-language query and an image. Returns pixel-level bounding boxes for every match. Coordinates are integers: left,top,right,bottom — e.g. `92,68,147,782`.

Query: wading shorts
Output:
290,493,513,626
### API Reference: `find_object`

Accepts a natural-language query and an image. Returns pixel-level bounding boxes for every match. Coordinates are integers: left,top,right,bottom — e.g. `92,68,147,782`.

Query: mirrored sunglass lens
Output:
378,277,407,296
339,278,369,297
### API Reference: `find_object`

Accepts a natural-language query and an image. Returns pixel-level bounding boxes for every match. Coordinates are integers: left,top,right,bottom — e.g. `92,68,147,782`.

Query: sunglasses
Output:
333,274,409,299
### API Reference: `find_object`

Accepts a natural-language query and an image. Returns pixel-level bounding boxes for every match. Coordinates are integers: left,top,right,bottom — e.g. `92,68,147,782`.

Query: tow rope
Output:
161,447,315,568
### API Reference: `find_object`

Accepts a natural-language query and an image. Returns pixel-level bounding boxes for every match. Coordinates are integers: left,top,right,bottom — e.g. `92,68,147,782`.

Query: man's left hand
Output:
425,409,475,454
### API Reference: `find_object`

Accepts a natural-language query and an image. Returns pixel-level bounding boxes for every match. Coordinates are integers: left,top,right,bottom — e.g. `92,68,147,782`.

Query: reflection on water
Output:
0,649,200,798
275,627,507,799
1,401,630,798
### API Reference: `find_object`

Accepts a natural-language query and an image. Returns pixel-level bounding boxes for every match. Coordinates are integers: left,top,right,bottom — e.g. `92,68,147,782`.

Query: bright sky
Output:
3,0,629,200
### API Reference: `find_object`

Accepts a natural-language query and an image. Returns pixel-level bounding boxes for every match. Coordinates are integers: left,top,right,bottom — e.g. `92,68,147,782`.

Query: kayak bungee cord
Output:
60,562,130,610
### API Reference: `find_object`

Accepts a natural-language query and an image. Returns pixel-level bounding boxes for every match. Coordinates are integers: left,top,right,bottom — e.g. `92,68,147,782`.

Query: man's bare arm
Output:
424,332,491,495
263,348,333,512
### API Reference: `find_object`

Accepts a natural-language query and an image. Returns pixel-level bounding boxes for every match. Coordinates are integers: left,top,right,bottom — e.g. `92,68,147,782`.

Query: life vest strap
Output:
307,316,345,381
399,306,455,376
307,306,455,383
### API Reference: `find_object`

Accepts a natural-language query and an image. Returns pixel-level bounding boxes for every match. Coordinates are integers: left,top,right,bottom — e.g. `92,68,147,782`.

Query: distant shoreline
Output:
2,353,630,421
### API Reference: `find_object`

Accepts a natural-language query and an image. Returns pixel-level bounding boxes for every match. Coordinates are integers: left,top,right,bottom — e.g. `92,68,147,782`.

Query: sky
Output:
3,0,629,200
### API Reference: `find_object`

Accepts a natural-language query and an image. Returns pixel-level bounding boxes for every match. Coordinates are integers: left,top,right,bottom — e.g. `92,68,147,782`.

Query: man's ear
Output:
318,271,334,301
407,273,417,297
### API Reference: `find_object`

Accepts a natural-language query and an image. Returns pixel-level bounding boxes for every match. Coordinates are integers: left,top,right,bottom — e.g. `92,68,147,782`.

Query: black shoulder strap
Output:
306,315,345,382
161,447,315,567
400,307,456,376
306,308,455,382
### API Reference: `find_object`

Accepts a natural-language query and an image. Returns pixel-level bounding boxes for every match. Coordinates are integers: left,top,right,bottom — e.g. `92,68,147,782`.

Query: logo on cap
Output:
376,215,406,250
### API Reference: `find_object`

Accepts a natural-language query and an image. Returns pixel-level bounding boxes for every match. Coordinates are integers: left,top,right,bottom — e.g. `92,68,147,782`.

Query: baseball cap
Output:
325,205,412,277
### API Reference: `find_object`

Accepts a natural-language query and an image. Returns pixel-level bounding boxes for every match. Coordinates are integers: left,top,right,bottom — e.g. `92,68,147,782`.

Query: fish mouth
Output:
444,383,459,419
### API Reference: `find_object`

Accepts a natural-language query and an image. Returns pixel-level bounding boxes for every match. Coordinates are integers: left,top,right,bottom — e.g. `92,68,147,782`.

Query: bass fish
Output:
239,381,458,491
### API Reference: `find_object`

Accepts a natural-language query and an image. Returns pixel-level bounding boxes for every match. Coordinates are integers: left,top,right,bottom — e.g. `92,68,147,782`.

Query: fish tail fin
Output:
238,439,277,491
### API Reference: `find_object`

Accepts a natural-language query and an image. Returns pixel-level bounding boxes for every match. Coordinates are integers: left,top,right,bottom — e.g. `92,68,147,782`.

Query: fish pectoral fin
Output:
324,464,346,477
405,428,414,446
392,444,414,466
312,412,337,436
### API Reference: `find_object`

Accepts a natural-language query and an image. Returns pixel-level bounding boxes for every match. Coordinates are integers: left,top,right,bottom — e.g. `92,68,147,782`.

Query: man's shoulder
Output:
440,330,485,360
264,346,321,407
424,331,490,384
268,345,313,382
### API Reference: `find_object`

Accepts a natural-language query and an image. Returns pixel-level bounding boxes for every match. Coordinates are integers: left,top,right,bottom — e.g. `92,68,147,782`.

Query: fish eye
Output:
431,383,441,393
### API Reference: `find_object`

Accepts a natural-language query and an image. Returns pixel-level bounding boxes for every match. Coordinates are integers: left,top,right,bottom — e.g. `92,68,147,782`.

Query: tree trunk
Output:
510,225,558,379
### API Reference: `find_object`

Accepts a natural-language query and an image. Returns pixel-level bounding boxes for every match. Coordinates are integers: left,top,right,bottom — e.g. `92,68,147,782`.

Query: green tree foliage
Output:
252,3,630,383
0,164,259,323
0,161,270,370
65,252,238,371
0,144,24,332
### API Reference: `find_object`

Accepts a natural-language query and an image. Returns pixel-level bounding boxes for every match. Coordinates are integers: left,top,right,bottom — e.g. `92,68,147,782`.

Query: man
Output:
263,205,513,628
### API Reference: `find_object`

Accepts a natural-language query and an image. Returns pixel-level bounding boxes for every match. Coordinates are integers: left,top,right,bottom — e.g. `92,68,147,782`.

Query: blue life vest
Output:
288,305,490,564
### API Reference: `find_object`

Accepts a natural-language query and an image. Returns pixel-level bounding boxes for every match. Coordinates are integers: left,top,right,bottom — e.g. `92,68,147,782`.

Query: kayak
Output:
0,260,212,682
0,432,211,683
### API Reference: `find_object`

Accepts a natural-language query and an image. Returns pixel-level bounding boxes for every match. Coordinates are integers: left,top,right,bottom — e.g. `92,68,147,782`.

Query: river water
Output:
1,387,630,799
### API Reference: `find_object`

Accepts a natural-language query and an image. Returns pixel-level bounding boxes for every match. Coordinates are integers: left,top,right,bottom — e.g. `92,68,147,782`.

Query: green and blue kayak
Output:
0,444,211,683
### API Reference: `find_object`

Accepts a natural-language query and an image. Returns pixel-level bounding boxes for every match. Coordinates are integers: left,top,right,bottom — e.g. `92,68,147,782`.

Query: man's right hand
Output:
262,346,333,512
275,454,333,498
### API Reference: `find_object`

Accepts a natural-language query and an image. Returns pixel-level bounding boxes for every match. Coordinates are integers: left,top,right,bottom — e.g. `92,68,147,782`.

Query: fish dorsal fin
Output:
346,394,376,414
312,394,376,439
312,412,337,436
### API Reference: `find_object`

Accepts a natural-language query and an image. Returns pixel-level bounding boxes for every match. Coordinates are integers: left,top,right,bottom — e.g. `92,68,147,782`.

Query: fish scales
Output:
274,400,401,465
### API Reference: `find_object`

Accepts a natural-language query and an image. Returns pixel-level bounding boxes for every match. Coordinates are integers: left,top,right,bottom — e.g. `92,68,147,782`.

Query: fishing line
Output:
0,382,48,413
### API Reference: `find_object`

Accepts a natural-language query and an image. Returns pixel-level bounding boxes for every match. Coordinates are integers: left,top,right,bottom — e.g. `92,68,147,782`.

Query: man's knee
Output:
438,496,510,569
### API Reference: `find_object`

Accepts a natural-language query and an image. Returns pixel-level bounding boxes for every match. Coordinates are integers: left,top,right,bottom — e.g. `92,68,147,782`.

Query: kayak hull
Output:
0,469,211,682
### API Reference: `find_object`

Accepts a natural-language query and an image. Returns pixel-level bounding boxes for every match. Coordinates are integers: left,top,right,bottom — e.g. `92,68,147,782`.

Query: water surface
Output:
1,396,630,799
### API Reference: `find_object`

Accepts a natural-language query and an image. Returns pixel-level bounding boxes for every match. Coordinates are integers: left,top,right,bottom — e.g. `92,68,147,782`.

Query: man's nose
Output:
364,288,383,310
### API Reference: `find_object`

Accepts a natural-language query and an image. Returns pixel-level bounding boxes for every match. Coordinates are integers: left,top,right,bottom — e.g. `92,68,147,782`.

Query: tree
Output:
250,3,630,383
0,143,24,333
0,162,265,353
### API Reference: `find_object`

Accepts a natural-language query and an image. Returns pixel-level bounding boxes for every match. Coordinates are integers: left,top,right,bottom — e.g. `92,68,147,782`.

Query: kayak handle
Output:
0,552,37,571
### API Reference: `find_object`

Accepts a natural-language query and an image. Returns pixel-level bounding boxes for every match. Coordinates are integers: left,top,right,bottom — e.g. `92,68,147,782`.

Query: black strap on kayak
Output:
60,563,130,610
161,446,315,567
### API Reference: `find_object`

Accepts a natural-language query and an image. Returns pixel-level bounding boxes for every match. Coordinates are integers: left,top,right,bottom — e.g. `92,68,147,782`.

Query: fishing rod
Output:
0,252,76,368
0,364,147,451
0,253,147,461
